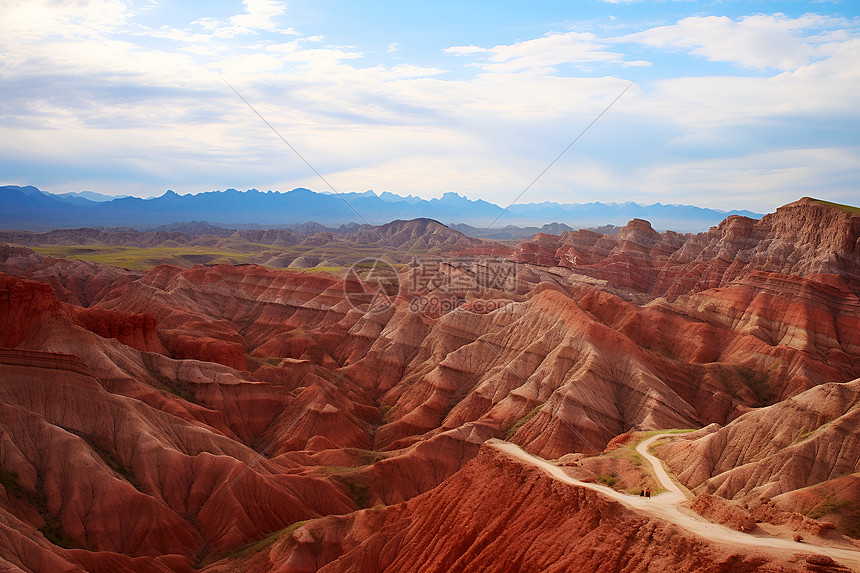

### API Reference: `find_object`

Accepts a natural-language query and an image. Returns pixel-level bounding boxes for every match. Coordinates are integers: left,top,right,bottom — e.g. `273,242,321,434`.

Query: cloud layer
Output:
1,0,858,213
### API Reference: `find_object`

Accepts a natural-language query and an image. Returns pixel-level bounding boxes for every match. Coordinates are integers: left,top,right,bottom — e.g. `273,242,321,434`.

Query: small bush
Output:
597,474,618,488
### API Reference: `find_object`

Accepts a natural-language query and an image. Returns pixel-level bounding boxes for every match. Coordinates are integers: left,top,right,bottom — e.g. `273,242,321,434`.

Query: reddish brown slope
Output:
203,443,819,573
5,216,856,478
0,274,361,570
657,379,860,497
0,348,355,558
0,247,142,307
656,379,860,535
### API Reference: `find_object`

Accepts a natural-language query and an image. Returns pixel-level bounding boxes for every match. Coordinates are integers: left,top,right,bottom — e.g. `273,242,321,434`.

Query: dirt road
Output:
491,435,860,571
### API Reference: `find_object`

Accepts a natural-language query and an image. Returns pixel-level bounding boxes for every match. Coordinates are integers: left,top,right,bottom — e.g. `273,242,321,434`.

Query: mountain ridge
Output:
0,185,762,233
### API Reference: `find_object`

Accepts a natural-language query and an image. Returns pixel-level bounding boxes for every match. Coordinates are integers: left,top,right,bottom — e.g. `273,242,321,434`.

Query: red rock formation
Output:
69,306,167,354
657,379,860,499
0,348,357,570
0,199,858,570
201,443,813,573
0,274,62,348
656,379,860,537
773,475,860,538
514,198,860,299
690,494,757,532
0,244,35,263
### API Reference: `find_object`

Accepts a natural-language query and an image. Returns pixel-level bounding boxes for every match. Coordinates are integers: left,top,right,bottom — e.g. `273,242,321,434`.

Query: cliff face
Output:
513,198,860,299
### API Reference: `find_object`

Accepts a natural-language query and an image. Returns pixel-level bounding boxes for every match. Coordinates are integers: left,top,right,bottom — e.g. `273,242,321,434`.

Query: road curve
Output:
491,436,860,571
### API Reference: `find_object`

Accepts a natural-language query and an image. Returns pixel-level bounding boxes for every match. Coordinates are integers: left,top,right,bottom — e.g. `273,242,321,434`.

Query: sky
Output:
1,0,859,213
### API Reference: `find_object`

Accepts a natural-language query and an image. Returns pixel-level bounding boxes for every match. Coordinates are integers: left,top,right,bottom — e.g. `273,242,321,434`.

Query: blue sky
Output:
1,0,858,213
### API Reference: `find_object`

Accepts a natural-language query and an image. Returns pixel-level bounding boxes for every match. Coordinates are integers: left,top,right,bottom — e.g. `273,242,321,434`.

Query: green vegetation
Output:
808,497,850,520
809,198,860,213
0,466,42,505
0,466,25,499
165,383,195,403
349,449,386,466
225,520,309,559
30,244,256,270
639,429,696,452
145,369,197,403
596,473,618,488
246,356,283,372
505,403,543,440
793,425,819,443
321,465,353,476
292,266,343,274
807,492,860,538
320,451,383,509
642,428,697,437
319,451,387,475
581,430,696,496
21,232,443,272
335,477,371,508
738,366,777,406
717,363,778,407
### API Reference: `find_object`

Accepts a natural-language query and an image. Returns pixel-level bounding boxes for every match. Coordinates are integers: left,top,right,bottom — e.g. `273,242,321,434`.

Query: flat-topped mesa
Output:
758,197,860,270
615,217,661,247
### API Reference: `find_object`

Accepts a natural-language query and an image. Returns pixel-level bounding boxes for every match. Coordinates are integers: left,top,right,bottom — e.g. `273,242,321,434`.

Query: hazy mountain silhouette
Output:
0,185,761,232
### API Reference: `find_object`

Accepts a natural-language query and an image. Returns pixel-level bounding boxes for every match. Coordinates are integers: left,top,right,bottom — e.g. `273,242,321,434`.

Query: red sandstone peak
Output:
513,197,860,299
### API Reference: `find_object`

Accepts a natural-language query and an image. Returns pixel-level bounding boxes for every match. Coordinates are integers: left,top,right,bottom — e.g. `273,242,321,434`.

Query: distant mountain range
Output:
0,185,763,233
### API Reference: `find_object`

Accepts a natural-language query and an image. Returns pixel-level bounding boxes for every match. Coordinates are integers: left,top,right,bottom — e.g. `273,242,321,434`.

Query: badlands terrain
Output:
0,197,858,572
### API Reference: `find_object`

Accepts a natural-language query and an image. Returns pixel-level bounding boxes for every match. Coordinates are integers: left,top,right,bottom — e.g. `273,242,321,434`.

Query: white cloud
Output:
1,2,859,212
621,13,846,71
193,0,297,38
634,147,860,210
142,25,211,43
446,32,638,73
216,53,285,75
443,44,492,56
387,42,399,53
0,0,131,40
231,0,286,31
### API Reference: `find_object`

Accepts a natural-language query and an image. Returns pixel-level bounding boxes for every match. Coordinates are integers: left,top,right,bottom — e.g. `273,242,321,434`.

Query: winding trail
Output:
491,435,860,571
